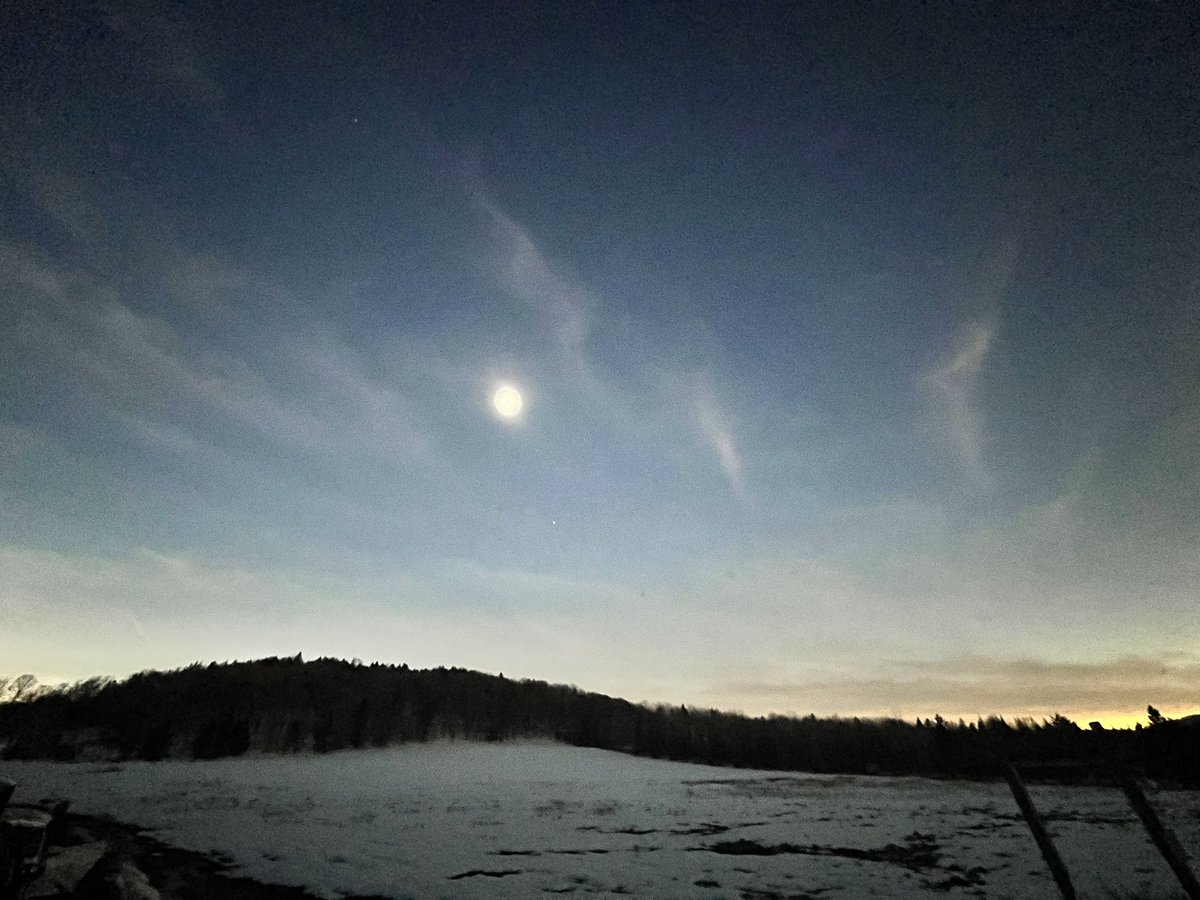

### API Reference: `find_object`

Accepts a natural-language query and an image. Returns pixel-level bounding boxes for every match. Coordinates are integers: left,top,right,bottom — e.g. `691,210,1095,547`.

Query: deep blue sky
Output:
3,1,1197,723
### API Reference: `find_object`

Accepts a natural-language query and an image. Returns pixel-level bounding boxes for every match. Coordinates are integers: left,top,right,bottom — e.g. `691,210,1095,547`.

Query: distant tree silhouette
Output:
1,674,38,703
0,659,1195,784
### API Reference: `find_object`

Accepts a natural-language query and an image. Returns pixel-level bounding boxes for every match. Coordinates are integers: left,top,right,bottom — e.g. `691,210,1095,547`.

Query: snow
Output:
4,741,1199,898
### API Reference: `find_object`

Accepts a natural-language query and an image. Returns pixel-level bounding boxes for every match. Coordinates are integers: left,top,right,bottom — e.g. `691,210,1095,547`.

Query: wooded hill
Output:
1,656,1197,785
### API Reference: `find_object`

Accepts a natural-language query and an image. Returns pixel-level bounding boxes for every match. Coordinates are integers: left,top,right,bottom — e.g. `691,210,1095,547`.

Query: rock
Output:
23,841,108,898
69,850,161,900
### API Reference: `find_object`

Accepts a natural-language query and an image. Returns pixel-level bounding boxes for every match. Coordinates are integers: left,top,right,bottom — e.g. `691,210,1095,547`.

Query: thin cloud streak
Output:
473,193,593,366
925,320,995,490
4,243,432,466
469,189,753,500
919,239,1020,493
692,381,747,501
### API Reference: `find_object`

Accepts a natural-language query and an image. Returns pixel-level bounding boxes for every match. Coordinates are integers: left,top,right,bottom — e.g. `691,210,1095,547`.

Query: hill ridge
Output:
2,656,1196,785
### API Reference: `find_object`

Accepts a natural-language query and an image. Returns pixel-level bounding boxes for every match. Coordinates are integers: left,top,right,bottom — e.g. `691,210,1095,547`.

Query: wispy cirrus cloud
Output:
469,190,752,500
691,380,747,501
924,319,996,490
473,193,594,367
4,243,431,465
919,238,1022,493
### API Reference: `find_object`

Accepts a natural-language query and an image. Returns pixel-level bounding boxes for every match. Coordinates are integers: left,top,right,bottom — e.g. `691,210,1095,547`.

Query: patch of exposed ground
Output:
446,868,523,880
922,865,989,892
575,824,657,834
738,889,831,900
695,830,943,871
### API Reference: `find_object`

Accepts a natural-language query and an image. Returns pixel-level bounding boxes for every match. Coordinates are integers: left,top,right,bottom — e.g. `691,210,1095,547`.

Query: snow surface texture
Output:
5,741,1199,899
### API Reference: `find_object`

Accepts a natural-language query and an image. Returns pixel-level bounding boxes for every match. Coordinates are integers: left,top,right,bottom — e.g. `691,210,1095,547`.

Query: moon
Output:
492,384,523,419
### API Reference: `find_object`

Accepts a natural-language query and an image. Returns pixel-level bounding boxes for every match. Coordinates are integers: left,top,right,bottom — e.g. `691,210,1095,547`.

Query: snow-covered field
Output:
4,741,1199,899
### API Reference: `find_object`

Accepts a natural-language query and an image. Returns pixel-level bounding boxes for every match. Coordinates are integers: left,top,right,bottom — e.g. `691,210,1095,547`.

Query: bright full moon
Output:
492,384,523,419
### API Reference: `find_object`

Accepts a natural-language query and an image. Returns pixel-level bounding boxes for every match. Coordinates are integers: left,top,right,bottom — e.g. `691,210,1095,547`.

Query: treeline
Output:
0,657,1197,785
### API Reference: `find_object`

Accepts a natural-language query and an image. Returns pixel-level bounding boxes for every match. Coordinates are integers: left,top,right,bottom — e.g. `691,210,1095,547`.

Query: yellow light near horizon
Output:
918,710,1154,731
1084,711,1148,731
492,384,523,419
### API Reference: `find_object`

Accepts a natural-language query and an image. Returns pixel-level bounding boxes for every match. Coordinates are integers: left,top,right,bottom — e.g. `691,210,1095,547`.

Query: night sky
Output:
3,2,1198,725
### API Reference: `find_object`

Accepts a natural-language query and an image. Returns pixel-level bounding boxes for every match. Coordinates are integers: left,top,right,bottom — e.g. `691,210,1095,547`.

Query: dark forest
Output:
1,658,1196,786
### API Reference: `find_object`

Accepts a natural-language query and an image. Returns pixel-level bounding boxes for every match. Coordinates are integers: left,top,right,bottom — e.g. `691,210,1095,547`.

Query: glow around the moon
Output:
492,384,523,419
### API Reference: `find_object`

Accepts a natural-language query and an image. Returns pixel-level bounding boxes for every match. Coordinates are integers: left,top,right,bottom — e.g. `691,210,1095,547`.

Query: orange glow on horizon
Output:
728,705,1194,731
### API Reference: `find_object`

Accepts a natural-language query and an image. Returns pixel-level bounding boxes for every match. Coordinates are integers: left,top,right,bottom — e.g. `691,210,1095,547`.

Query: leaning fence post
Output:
1002,760,1077,900
1089,722,1200,899
1119,772,1200,899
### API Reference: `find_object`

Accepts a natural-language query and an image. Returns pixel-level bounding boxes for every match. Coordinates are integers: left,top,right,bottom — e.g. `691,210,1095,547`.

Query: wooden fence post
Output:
1089,721,1200,899
1118,771,1200,899
1002,761,1077,900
